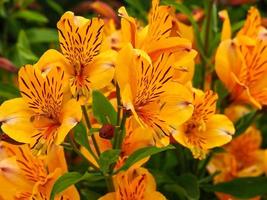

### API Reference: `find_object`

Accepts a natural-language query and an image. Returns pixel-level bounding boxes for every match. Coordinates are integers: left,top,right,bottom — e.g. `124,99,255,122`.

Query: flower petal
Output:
0,98,35,143
56,99,82,144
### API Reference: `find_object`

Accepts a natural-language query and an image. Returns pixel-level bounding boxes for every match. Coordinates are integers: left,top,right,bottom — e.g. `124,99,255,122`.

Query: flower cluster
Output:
1,0,267,199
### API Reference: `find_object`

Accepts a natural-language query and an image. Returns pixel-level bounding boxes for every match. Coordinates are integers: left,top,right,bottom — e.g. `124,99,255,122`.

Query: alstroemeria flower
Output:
208,126,266,200
116,44,194,146
0,52,82,155
173,90,235,159
99,167,166,200
0,142,79,200
118,0,196,62
57,11,116,102
216,7,267,109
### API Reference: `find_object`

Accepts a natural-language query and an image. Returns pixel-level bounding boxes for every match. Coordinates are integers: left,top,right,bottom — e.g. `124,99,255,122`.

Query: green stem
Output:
117,112,127,149
197,152,213,178
201,0,214,90
204,0,213,56
81,105,101,156
68,134,99,171
104,175,115,192
113,83,122,149
116,83,121,126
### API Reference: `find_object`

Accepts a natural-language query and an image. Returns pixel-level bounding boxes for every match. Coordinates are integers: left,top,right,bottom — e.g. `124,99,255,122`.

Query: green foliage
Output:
13,10,48,23
99,149,121,174
74,123,90,152
50,172,87,200
25,28,58,44
234,110,257,136
164,174,200,200
92,90,117,125
202,177,267,198
50,172,103,200
10,30,38,66
0,83,20,99
117,145,175,172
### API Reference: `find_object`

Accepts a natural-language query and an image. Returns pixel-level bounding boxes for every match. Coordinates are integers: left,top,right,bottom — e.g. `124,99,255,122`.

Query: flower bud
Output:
99,124,115,139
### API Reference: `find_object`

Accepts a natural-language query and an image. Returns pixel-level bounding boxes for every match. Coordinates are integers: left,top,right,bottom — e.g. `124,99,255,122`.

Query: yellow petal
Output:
122,123,153,156
145,192,167,200
175,20,194,43
0,98,35,143
230,72,262,109
237,7,261,38
147,37,192,61
46,145,68,173
215,40,247,91
34,49,70,76
85,50,116,89
219,10,231,41
32,168,80,200
115,43,135,93
56,99,82,144
160,82,194,127
203,114,235,149
118,7,137,47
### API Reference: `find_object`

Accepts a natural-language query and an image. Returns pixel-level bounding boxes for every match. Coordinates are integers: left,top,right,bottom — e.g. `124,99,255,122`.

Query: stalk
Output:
81,105,101,156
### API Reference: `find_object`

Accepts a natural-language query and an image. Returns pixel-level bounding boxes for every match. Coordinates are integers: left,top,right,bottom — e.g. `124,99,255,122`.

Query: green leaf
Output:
177,174,200,200
92,90,117,125
117,145,175,172
11,30,38,66
214,80,229,109
46,0,63,14
13,10,48,23
235,110,257,136
0,83,20,99
164,174,199,200
232,20,245,33
80,189,102,200
193,64,204,88
50,172,91,200
74,123,90,151
164,184,188,200
124,0,148,22
202,177,267,198
25,28,58,44
99,149,121,174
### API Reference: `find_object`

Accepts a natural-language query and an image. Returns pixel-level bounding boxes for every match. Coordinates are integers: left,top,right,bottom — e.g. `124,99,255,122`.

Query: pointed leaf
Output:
117,145,175,172
92,90,117,125
202,177,267,198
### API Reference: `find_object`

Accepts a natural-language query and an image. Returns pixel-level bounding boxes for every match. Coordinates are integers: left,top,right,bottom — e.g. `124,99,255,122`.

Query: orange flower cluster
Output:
2,0,267,199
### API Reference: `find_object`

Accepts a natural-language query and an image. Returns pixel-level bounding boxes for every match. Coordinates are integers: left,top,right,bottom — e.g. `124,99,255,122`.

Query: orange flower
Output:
0,142,79,200
116,44,194,146
99,167,166,200
208,126,266,200
118,0,196,61
0,52,82,155
215,7,267,109
173,90,235,159
57,11,116,102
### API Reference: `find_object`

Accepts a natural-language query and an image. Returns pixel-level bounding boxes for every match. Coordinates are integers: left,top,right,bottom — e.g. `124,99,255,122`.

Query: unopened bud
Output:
99,124,115,139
